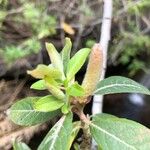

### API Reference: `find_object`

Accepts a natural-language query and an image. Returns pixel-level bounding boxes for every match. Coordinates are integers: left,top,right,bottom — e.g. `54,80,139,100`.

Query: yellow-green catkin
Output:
80,43,103,103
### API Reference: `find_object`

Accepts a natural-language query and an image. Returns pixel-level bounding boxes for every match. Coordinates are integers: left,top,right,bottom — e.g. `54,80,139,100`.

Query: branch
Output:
0,120,47,150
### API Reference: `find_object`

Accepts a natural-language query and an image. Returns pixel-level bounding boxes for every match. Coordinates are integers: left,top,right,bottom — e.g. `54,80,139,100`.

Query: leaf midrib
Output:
47,116,66,150
90,122,137,150
94,83,142,93
11,110,46,113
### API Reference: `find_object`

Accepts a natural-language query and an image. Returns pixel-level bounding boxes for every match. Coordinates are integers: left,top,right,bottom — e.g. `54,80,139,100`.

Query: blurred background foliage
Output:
110,0,150,76
0,0,149,76
0,0,56,64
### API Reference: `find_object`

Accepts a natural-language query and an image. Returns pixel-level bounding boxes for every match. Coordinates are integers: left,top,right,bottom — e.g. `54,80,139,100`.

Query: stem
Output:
80,111,91,150
80,121,91,150
72,102,91,150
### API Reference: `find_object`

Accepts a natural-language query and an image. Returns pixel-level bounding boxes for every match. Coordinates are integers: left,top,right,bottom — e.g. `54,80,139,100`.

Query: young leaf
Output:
33,95,64,112
90,113,150,150
45,77,65,100
66,48,91,81
61,104,69,114
66,82,85,97
46,43,65,79
94,76,150,95
9,97,60,126
13,141,31,150
61,37,72,74
30,80,46,90
27,64,61,79
38,113,73,150
73,143,80,150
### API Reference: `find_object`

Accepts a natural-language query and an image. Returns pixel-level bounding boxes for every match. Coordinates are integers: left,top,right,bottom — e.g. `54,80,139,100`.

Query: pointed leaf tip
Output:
45,42,64,79
27,64,62,79
13,141,31,150
30,80,46,90
61,37,72,74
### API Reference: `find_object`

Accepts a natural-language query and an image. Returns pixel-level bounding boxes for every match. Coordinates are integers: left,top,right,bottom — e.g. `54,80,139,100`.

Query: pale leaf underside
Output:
38,113,72,150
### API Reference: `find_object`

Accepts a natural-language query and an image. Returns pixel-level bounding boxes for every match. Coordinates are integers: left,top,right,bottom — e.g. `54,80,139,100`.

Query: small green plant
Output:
9,38,150,150
0,38,40,64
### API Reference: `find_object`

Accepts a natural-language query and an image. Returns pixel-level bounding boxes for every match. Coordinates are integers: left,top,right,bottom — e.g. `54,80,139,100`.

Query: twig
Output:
0,124,47,150
60,16,65,46
141,16,150,28
80,122,91,150
9,77,28,102
0,78,27,111
72,101,91,150
7,7,24,15
117,0,143,16
0,118,19,137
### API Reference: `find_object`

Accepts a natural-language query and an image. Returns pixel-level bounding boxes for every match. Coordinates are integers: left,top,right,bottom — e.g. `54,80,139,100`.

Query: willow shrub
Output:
9,38,150,150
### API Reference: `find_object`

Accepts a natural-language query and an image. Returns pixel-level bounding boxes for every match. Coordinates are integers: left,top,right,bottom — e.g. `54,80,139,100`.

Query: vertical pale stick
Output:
92,0,113,115
92,0,113,149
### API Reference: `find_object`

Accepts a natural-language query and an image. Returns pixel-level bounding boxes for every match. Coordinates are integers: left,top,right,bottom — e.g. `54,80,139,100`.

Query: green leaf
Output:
9,97,60,126
61,37,72,74
33,95,64,112
45,77,65,100
66,82,85,97
66,48,91,81
85,39,95,48
27,64,62,79
94,76,150,95
73,143,80,150
46,43,65,79
38,113,73,150
30,80,46,90
67,121,81,150
61,104,69,114
0,11,7,23
90,113,150,150
13,141,31,150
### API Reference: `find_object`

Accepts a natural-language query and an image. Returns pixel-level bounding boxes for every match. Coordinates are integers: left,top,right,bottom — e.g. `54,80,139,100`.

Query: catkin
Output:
80,44,103,102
